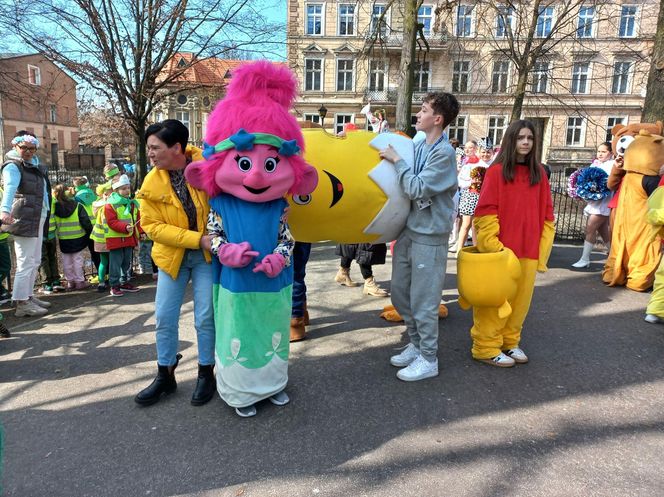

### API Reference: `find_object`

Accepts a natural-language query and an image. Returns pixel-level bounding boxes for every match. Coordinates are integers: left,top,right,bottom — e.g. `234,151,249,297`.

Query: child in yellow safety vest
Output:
72,176,100,278
53,184,93,290
38,193,65,294
91,182,112,292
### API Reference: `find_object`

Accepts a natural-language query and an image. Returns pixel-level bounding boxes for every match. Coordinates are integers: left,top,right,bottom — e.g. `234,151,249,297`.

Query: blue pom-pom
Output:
202,142,216,160
229,129,256,151
278,139,300,156
576,167,610,201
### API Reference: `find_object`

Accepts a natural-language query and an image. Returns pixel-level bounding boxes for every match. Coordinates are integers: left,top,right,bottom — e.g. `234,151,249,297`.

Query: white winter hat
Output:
112,174,131,190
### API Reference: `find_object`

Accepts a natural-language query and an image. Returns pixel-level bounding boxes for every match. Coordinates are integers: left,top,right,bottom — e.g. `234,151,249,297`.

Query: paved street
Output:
1,243,663,497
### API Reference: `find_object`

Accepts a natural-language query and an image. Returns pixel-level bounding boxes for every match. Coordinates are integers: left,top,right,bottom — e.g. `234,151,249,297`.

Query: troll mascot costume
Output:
185,61,318,417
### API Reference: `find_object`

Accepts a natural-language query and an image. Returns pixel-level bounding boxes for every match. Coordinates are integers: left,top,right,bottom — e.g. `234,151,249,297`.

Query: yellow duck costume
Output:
602,131,664,291
645,180,664,322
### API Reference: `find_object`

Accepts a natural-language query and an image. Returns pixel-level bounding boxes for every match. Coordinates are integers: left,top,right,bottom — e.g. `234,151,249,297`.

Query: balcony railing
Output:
364,30,448,48
365,87,448,103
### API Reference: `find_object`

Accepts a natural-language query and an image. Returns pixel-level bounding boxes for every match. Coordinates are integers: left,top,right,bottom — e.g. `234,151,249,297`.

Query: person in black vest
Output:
0,131,53,317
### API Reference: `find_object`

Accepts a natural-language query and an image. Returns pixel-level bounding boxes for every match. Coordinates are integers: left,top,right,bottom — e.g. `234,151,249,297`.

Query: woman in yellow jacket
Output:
134,120,216,407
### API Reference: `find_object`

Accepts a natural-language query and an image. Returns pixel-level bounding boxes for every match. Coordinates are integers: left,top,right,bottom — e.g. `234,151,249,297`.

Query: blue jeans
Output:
291,242,311,318
155,249,215,366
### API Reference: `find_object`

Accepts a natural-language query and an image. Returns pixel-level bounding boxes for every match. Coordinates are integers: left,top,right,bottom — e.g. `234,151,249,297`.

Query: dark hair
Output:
449,138,460,149
14,130,36,139
494,119,541,186
423,92,460,129
145,119,188,154
599,141,612,152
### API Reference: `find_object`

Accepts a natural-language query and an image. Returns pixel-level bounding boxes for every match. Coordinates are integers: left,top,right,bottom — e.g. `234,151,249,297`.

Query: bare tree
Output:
0,0,282,185
643,0,664,121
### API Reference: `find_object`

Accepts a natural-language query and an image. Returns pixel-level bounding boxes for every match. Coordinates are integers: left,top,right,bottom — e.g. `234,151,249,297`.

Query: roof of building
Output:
160,53,245,86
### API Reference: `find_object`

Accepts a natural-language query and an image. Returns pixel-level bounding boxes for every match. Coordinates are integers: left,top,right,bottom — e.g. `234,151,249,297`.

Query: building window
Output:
487,116,508,147
452,61,471,93
303,113,321,124
154,110,164,122
202,112,209,134
447,115,468,144
202,96,211,107
371,5,388,37
577,6,595,38
605,116,627,142
612,61,632,94
49,104,57,123
28,65,41,85
571,62,590,94
304,58,323,91
177,94,188,105
619,5,638,38
176,110,190,131
455,5,475,37
306,4,323,35
566,117,585,146
336,59,354,91
369,60,386,91
536,6,554,38
496,6,514,38
413,61,430,92
335,114,354,134
530,61,549,93
491,60,509,93
338,4,355,36
418,5,433,36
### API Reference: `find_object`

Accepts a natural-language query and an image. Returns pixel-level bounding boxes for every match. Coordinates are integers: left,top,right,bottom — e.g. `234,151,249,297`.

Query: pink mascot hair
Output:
192,60,309,197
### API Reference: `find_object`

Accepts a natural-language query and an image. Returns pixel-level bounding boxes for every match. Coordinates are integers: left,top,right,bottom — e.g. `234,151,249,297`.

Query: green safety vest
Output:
90,204,108,243
106,202,137,239
82,202,94,222
47,197,57,240
54,206,86,240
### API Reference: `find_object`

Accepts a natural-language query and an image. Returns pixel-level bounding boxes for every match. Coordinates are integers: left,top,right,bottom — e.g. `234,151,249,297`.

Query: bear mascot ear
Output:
292,164,319,195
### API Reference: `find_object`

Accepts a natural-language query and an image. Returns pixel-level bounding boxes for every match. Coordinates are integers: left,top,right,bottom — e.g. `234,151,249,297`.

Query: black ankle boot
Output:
191,364,216,406
134,353,182,406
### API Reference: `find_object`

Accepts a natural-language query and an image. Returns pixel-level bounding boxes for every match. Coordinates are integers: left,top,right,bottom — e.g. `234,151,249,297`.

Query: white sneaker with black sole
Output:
396,354,439,382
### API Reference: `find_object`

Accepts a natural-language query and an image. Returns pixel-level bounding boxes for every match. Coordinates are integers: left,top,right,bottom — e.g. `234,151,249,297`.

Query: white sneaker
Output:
390,343,420,367
504,347,528,364
476,352,515,368
235,405,257,418
645,314,663,324
396,354,439,382
15,300,48,317
30,296,52,308
269,390,290,406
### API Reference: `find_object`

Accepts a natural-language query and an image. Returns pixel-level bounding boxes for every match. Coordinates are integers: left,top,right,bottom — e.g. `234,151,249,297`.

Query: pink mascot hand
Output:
253,254,286,278
217,242,259,268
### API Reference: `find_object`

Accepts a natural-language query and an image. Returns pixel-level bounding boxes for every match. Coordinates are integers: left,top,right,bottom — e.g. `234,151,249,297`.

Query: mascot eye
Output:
616,136,635,156
292,194,312,205
264,156,280,173
235,155,252,172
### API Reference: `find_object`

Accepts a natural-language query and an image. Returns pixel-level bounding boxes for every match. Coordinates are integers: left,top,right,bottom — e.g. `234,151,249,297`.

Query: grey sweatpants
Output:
390,232,449,361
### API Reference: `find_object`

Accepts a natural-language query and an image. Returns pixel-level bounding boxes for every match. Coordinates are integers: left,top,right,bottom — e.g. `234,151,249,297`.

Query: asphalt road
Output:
1,243,662,497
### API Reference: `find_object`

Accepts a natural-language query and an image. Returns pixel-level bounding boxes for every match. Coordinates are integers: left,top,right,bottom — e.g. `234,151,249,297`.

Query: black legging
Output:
340,256,373,279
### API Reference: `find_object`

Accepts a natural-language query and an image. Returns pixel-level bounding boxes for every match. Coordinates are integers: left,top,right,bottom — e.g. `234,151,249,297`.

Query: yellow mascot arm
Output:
537,220,555,273
647,188,664,226
474,214,504,253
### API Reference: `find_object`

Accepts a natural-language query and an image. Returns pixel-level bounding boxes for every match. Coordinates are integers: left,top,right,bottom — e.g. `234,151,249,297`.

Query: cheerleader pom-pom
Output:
576,167,610,201
470,166,487,191
567,168,583,199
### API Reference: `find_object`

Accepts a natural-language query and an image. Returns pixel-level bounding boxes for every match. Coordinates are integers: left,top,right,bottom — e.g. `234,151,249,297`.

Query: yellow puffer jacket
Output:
136,167,211,279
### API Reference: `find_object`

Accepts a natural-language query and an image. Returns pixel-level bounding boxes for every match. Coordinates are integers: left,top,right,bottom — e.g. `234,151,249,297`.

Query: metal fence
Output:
549,165,586,242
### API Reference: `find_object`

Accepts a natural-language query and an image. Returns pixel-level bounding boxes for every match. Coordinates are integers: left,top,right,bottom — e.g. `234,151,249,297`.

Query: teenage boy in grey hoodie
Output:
379,92,460,381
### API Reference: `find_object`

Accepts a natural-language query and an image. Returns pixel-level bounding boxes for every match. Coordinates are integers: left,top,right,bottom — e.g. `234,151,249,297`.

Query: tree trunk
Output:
394,0,418,134
642,0,664,122
134,119,147,189
510,66,529,123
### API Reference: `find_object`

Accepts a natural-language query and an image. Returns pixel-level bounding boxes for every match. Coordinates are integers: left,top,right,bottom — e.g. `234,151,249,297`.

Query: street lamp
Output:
318,104,328,128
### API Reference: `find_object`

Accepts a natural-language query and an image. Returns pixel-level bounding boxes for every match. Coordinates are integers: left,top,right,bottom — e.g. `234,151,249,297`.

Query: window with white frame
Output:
612,61,633,94
491,60,510,93
369,60,387,91
418,5,433,36
496,5,514,37
530,61,549,93
49,104,57,123
202,112,209,134
154,110,164,122
536,6,554,37
487,116,508,147
306,4,324,35
571,62,590,94
336,59,354,91
456,5,475,37
577,6,595,38
335,114,354,134
566,116,585,146
447,115,468,144
413,61,430,92
304,58,323,91
176,110,190,131
453,60,471,93
303,113,321,124
619,5,638,37
28,65,41,85
371,4,388,37
338,4,355,36
605,116,626,142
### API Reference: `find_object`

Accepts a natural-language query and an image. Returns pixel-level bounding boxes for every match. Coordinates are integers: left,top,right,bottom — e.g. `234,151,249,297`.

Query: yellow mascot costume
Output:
645,178,664,324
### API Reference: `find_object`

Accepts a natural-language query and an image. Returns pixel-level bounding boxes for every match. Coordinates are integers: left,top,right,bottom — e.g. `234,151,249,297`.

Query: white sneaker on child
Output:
396,354,439,382
390,343,420,367
504,347,528,364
